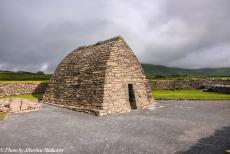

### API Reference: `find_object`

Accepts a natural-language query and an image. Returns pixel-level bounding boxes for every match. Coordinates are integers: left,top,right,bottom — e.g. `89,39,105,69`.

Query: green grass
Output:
0,112,7,121
1,93,44,101
152,89,230,100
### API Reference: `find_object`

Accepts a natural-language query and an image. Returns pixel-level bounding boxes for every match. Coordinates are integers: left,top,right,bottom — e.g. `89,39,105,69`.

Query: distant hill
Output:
142,64,230,79
0,64,230,81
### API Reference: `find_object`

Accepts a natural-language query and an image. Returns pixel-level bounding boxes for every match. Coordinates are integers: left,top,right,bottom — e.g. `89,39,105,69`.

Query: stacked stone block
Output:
0,82,47,97
149,79,230,90
43,36,153,116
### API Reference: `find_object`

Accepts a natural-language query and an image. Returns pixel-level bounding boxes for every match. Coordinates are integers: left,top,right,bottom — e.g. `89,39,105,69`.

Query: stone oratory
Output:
43,36,153,116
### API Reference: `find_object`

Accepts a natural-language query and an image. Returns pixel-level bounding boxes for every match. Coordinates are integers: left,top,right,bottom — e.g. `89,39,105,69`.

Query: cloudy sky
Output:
0,0,230,73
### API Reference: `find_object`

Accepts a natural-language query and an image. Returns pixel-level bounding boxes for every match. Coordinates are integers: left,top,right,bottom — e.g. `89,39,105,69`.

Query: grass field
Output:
153,89,230,100
1,93,44,101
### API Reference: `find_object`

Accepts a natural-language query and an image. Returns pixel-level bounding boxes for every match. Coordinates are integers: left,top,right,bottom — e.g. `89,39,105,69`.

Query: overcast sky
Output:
0,0,230,73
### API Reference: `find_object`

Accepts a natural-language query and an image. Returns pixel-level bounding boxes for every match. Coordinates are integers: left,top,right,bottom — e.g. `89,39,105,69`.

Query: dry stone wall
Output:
43,36,152,116
150,79,230,90
102,39,152,116
204,85,230,94
43,41,111,115
0,79,228,98
0,82,47,97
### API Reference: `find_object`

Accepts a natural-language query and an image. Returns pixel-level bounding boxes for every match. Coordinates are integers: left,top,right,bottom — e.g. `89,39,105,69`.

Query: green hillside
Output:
142,64,230,79
0,70,51,81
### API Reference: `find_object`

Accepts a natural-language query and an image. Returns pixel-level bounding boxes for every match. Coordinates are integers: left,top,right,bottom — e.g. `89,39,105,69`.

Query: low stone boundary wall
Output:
149,79,230,90
0,79,229,97
0,82,47,97
204,85,230,94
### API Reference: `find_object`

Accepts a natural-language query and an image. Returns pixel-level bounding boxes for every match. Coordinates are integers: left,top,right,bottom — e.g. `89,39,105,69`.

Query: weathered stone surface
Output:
20,101,29,111
203,85,230,94
9,98,22,112
150,79,230,90
0,107,9,112
0,82,47,98
0,98,41,113
44,36,153,116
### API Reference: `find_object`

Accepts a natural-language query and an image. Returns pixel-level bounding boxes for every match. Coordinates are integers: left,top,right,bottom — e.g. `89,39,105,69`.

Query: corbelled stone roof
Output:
43,36,152,116
77,35,124,50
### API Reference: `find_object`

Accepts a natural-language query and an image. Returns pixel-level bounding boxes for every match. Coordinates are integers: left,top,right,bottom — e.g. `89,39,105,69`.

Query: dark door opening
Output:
128,84,137,109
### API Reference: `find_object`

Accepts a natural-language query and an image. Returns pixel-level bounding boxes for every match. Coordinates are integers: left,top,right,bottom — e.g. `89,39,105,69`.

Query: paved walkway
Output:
0,101,230,154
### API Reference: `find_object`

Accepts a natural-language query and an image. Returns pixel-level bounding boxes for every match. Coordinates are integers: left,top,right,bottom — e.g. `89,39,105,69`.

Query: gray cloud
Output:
0,0,230,73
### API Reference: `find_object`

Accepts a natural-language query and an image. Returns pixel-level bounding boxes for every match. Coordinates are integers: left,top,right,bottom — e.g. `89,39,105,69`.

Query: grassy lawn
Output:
1,93,44,101
153,89,230,100
0,112,7,121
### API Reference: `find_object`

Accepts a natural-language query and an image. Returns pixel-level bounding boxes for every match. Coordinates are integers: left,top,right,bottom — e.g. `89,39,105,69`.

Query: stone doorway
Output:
128,84,137,109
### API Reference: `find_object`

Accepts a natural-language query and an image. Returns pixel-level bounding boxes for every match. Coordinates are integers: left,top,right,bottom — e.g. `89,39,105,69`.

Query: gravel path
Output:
0,101,230,154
